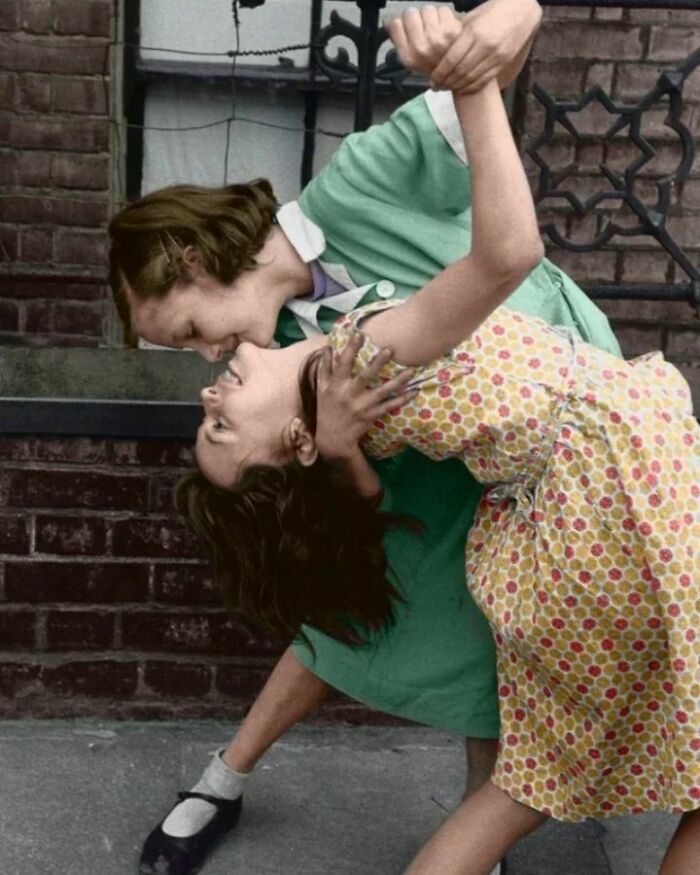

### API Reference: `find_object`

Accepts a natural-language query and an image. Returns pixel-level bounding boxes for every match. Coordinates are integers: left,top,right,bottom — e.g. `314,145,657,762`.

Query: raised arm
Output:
362,9,544,367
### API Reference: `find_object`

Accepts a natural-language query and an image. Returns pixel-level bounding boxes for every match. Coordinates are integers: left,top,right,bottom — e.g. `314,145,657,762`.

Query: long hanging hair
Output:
176,351,418,648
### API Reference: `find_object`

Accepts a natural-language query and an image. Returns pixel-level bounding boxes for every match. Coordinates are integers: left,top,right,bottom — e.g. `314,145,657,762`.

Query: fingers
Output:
429,26,475,89
315,345,334,390
403,7,428,56
371,366,416,402
440,51,496,93
335,331,364,377
358,345,394,385
373,386,419,419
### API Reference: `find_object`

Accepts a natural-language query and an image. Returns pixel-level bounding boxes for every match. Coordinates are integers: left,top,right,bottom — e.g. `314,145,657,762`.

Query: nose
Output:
200,386,219,411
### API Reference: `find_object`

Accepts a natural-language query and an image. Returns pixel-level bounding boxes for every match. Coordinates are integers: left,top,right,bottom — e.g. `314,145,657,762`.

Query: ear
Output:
182,245,203,270
286,417,318,467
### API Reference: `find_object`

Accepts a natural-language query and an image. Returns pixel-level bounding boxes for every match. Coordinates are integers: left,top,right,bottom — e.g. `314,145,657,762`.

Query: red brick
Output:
19,227,53,262
0,610,36,649
144,661,212,697
1,468,148,510
0,299,20,331
45,609,115,650
4,561,150,603
551,249,617,283
215,664,278,699
19,0,53,34
53,76,107,115
528,60,584,98
620,250,673,284
122,611,214,652
122,611,276,655
637,144,687,179
52,153,108,190
666,329,700,360
648,27,700,62
2,195,107,227
666,215,700,251
53,302,105,335
0,150,17,184
0,279,107,300
54,230,108,266
626,9,670,24
23,301,53,333
614,64,664,101
674,363,700,411
615,325,664,358
17,149,52,186
594,7,623,21
0,34,108,74
0,116,108,151
598,298,698,324
35,514,107,555
0,226,19,262
585,62,615,93
43,660,137,697
148,471,184,513
0,437,108,464
0,664,41,698
152,563,220,607
111,518,204,559
0,72,15,109
109,440,194,468
15,72,51,111
54,0,112,38
541,6,590,22
682,180,700,209
536,23,644,61
0,515,30,554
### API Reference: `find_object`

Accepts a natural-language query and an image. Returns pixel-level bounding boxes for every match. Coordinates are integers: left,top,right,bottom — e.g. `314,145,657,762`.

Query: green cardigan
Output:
274,92,620,737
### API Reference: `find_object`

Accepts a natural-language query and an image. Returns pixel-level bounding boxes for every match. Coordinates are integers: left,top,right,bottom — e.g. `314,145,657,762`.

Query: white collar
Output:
276,201,326,263
277,200,372,338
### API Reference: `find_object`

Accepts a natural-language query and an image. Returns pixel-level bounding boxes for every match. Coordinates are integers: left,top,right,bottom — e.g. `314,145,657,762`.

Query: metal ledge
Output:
0,398,200,440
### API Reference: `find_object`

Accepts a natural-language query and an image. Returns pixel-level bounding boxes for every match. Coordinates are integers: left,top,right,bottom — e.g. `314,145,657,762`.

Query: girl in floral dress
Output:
182,12,700,875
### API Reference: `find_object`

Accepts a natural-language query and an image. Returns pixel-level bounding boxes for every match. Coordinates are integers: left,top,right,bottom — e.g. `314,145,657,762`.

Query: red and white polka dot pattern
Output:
330,301,700,821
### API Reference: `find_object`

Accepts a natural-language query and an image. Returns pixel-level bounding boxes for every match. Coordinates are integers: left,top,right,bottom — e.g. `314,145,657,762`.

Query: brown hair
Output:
176,351,417,648
108,180,278,346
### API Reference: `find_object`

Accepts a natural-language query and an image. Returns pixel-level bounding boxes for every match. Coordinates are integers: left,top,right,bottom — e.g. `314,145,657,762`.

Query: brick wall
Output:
0,435,392,721
521,4,700,407
0,0,112,347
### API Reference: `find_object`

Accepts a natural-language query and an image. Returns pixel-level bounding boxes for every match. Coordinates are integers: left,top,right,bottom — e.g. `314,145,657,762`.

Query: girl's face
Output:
195,341,319,488
126,267,282,362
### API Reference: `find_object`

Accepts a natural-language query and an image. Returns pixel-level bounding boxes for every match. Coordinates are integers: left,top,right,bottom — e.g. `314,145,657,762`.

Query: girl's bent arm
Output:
363,75,544,367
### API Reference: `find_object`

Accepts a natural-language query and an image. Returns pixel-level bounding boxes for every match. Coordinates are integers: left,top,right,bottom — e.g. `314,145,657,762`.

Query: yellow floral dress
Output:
329,300,700,821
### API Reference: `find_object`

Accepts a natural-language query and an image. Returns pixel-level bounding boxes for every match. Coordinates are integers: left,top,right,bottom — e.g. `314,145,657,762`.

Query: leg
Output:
464,737,499,799
404,780,547,875
221,645,331,771
140,647,331,875
659,810,700,875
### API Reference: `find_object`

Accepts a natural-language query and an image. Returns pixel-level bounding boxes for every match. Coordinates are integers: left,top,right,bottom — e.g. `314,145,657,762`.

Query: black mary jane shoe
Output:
138,791,243,875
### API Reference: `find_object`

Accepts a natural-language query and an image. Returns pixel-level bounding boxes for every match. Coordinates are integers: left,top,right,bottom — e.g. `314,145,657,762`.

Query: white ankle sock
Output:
161,749,250,839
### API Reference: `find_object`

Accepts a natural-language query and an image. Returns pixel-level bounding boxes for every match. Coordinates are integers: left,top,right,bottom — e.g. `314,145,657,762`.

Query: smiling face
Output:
127,266,282,362
195,341,321,488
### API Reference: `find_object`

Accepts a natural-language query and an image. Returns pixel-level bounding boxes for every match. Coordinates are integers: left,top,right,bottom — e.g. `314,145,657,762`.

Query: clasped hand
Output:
385,0,542,93
314,333,417,462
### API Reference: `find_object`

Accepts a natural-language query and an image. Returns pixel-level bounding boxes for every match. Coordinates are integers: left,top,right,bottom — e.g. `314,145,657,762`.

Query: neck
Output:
261,225,314,305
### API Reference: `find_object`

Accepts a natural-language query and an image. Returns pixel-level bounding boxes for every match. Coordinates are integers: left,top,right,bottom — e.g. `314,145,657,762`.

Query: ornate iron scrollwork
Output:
313,9,408,89
528,47,700,304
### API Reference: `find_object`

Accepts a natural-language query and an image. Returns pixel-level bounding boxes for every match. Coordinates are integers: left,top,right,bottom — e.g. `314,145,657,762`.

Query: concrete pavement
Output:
0,720,679,874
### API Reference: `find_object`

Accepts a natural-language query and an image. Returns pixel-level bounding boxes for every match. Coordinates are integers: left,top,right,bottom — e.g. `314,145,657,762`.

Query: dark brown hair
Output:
108,180,278,346
176,351,416,647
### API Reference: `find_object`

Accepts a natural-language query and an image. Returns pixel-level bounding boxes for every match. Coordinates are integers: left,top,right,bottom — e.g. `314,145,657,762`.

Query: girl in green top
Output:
109,5,621,875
